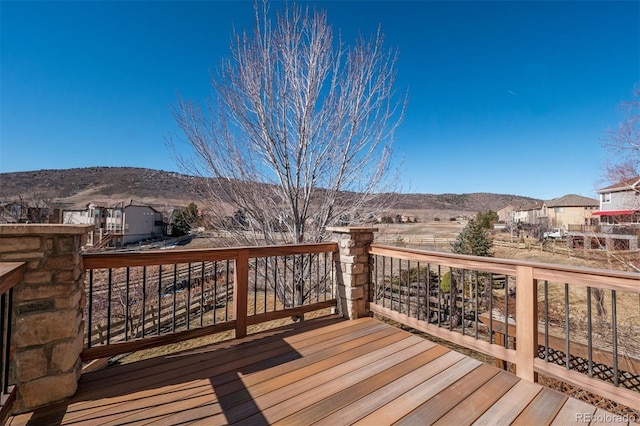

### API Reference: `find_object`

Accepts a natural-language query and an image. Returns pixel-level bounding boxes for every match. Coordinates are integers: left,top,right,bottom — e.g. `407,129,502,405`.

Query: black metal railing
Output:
539,280,640,393
367,244,640,411
82,244,338,358
370,254,515,348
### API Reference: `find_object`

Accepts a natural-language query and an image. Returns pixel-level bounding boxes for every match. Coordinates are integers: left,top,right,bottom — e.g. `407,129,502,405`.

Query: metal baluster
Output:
564,283,570,370
474,270,479,340
273,257,278,312
125,267,130,340
461,269,466,336
544,281,549,361
142,266,147,338
253,258,258,315
213,261,218,324
172,265,177,333
157,266,162,335
200,262,205,327
504,274,508,349
107,268,112,344
437,265,442,327
489,273,493,345
225,260,230,320
88,269,94,348
587,286,593,377
612,290,619,386
263,257,269,312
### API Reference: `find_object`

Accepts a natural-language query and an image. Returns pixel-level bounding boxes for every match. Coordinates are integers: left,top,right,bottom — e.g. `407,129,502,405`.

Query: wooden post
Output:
233,249,249,339
515,265,538,382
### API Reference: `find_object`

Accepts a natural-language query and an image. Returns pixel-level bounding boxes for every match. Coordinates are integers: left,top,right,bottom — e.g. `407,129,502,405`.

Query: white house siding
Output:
600,190,640,211
63,210,90,225
121,205,163,245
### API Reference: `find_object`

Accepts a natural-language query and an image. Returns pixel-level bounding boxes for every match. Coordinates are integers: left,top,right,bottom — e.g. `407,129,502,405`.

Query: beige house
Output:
511,201,545,226
540,194,599,229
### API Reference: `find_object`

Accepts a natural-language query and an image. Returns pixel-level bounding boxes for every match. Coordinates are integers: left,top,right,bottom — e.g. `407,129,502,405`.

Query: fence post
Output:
233,249,249,339
515,264,538,382
327,226,377,320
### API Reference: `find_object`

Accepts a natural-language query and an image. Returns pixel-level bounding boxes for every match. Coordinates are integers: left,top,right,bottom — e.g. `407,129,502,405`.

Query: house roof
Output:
517,201,544,211
597,176,640,193
65,200,160,212
544,194,599,208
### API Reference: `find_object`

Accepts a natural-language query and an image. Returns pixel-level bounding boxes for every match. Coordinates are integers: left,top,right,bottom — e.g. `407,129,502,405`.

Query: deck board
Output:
7,315,619,426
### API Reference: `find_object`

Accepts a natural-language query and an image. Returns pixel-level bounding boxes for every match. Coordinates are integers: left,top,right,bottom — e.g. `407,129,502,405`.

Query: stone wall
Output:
0,225,92,414
328,226,377,320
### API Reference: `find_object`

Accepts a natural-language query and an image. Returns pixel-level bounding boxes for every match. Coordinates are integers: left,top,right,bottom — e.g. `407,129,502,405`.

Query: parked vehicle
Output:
543,228,565,239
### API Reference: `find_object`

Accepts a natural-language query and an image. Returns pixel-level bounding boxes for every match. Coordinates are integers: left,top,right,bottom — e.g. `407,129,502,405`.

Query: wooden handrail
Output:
83,242,338,269
0,262,25,295
368,243,640,293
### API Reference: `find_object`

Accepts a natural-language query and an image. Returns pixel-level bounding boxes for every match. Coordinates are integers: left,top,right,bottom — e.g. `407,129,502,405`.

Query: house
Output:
566,178,640,251
511,201,545,227
540,194,599,229
593,176,640,227
497,204,515,223
63,200,165,248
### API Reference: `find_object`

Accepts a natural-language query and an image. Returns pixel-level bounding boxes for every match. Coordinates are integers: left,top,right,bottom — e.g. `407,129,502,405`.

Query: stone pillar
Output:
0,224,92,414
327,226,377,320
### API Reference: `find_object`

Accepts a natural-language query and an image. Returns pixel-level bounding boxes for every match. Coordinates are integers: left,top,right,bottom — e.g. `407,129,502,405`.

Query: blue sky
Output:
1,1,638,200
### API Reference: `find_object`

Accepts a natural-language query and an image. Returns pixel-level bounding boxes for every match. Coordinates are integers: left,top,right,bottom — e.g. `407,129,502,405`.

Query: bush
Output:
440,271,452,292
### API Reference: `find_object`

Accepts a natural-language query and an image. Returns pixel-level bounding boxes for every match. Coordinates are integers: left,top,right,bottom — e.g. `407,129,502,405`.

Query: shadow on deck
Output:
7,316,625,425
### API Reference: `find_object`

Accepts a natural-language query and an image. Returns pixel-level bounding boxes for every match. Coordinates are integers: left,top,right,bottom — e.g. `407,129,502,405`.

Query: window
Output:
601,193,611,203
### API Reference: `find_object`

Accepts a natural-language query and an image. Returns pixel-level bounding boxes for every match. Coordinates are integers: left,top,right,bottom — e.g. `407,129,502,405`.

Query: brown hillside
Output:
0,167,539,216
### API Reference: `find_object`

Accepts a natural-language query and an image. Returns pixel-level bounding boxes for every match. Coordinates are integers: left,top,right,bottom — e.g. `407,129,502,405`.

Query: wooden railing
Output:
81,243,338,361
367,244,640,412
0,262,24,424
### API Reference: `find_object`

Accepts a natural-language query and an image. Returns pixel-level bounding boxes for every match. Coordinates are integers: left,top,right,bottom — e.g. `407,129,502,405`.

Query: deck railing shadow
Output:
11,317,345,424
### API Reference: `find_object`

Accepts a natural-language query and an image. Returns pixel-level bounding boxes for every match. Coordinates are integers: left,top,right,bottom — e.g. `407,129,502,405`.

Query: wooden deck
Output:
8,316,622,426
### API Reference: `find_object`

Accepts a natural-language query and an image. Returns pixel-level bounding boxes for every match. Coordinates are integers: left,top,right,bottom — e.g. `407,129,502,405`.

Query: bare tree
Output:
604,87,640,186
169,1,405,247
0,190,56,223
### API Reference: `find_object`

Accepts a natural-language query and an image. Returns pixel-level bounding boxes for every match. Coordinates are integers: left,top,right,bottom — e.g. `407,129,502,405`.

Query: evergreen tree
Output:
476,209,499,229
172,203,202,236
451,219,494,257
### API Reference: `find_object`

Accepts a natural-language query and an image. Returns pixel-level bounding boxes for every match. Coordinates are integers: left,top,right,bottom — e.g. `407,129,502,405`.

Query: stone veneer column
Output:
327,226,377,320
0,224,92,414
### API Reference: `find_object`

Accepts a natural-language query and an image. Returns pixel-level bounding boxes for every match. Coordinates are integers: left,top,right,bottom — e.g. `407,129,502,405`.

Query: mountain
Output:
0,167,539,216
